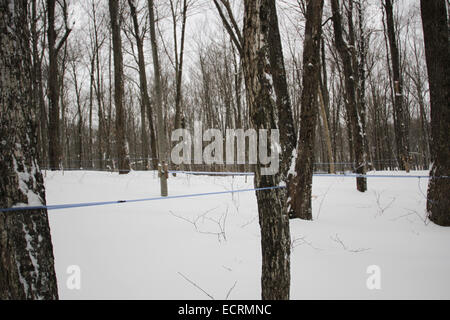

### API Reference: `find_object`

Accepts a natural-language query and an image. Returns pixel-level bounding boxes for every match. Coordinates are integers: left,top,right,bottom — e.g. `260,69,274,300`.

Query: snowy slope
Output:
44,170,450,299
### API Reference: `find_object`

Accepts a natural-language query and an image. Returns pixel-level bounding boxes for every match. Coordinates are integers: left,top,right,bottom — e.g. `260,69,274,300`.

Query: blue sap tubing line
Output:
0,186,285,213
170,170,442,179
3,171,447,213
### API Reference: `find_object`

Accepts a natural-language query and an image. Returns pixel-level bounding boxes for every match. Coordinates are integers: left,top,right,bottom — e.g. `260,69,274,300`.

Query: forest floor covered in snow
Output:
44,170,450,299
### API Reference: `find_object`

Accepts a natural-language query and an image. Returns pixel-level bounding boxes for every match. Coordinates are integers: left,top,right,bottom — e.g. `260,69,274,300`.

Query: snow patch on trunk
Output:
12,156,44,208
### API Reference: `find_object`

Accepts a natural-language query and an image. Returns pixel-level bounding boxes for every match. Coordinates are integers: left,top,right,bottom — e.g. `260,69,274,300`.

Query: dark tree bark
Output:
384,0,410,172
331,0,367,192
109,0,131,174
47,0,71,170
88,53,95,168
265,1,297,176
355,0,370,171
213,0,297,160
242,0,292,300
0,0,58,299
420,0,450,226
92,1,105,170
288,0,324,220
47,0,59,170
71,60,83,169
148,0,169,196
213,0,243,55
172,0,188,130
127,0,157,169
320,37,335,174
31,0,47,167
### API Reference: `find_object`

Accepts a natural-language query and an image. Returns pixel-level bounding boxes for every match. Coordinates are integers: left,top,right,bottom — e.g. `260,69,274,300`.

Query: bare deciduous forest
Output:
0,0,448,301
24,0,438,175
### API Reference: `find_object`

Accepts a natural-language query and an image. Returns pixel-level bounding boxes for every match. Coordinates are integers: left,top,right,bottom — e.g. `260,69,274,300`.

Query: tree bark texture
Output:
109,0,131,174
420,0,450,226
0,0,58,299
384,0,410,172
331,0,367,192
148,0,168,196
242,0,291,300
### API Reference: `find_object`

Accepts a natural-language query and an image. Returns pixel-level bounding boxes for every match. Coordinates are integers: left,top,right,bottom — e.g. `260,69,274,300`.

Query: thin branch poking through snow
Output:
240,215,257,228
373,190,396,216
315,181,336,220
170,206,228,243
291,235,322,251
330,234,371,253
177,272,215,300
225,281,237,300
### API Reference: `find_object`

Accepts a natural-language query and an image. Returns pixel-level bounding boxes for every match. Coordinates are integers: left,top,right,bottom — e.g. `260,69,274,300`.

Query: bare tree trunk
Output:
420,0,450,226
384,0,410,172
47,0,71,170
148,0,168,195
288,0,324,220
356,0,370,171
172,0,188,130
93,2,105,170
0,0,58,299
128,0,152,169
242,0,291,300
47,0,59,170
319,37,335,173
319,84,335,173
109,0,130,174
331,0,367,192
70,60,83,169
60,43,68,168
265,2,297,176
232,43,243,130
88,55,95,168
31,0,47,167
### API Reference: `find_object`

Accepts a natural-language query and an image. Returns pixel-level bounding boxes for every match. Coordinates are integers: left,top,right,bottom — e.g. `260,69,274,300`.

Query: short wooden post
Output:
158,161,169,196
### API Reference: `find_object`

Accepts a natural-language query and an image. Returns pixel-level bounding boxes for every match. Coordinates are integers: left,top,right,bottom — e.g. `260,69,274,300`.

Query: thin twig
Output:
225,281,237,300
177,272,215,300
330,234,370,253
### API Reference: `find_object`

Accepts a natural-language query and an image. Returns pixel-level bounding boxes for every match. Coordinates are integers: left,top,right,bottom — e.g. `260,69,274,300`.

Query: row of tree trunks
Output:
330,0,367,192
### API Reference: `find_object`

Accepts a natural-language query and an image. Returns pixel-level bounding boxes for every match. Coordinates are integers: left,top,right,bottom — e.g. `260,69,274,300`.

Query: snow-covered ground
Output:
44,170,450,299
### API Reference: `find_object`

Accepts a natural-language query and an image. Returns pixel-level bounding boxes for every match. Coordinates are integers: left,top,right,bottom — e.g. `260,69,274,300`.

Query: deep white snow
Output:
44,170,450,299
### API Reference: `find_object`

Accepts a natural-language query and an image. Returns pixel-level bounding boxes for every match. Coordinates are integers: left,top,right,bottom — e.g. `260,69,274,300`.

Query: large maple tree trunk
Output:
0,0,58,299
420,0,450,226
242,0,293,300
